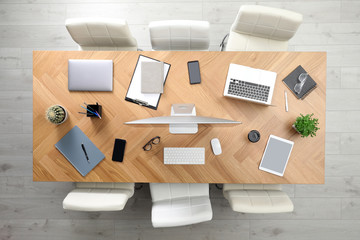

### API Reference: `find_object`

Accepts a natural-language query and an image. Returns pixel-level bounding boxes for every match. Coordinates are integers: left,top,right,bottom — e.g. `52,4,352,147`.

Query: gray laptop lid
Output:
68,59,113,91
55,125,105,176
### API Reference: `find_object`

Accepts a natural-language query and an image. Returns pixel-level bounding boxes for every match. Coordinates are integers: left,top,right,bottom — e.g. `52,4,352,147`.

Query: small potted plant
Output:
293,113,319,138
46,105,68,125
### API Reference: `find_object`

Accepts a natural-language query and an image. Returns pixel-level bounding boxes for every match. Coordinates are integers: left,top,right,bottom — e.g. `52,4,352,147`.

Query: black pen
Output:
81,143,90,163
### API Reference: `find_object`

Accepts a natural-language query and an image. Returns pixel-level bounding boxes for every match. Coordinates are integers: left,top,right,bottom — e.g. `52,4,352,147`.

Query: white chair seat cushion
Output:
63,188,132,211
226,31,288,51
151,196,213,228
149,20,210,51
224,190,294,213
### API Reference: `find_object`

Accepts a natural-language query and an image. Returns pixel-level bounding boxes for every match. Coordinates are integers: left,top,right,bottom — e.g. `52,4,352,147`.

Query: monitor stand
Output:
169,104,198,134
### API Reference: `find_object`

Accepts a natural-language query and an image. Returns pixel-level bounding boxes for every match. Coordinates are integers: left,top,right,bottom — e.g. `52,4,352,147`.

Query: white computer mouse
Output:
211,138,222,155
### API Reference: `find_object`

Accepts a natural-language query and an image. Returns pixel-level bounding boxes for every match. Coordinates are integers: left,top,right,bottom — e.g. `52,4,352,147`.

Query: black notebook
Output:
282,65,317,100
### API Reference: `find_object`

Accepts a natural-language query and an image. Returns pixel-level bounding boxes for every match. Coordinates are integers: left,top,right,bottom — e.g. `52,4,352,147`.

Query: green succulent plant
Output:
294,113,319,138
46,105,67,124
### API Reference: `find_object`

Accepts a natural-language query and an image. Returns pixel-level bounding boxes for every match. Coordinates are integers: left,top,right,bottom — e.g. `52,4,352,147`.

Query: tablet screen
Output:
260,135,294,175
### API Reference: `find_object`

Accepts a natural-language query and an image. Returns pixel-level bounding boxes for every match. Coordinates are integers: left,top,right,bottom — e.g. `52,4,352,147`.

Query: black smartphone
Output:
112,139,126,162
188,60,201,84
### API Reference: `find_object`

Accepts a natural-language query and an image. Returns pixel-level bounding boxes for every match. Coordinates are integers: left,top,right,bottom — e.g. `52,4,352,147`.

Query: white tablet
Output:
259,135,294,176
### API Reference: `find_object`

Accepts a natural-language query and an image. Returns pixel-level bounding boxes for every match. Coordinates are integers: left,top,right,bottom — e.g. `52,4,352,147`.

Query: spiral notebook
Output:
282,65,317,100
55,126,105,177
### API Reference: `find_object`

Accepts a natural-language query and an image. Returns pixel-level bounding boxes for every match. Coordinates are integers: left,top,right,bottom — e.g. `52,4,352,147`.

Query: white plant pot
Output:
292,124,301,134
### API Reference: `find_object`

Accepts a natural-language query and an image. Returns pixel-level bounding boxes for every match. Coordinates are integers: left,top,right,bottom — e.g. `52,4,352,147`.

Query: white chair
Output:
149,20,210,51
224,5,303,51
223,184,294,213
150,183,213,228
63,182,134,211
65,18,138,51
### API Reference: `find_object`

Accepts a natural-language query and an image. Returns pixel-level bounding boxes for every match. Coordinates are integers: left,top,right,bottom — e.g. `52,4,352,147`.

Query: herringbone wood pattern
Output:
33,51,326,183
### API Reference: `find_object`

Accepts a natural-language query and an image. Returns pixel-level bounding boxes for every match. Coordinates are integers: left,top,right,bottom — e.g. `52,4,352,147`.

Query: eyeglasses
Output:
294,73,309,94
143,136,160,151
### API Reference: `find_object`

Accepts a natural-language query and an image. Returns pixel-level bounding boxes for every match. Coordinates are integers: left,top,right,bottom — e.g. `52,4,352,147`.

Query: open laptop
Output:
223,64,277,105
68,59,113,91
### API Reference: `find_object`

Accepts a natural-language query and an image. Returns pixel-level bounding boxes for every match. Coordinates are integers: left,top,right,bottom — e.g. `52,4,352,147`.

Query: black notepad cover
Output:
282,65,317,99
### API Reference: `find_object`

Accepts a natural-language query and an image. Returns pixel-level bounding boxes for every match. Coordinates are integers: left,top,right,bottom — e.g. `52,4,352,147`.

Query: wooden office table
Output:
33,51,326,183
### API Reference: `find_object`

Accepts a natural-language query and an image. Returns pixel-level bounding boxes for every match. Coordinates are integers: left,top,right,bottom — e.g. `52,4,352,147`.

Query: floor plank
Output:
66,3,203,24
0,113,23,134
326,111,360,132
0,69,32,91
0,156,33,177
295,177,360,197
326,155,360,177
0,91,32,113
341,67,360,88
114,219,250,240
0,219,115,240
0,134,32,157
0,48,22,69
341,198,360,219
250,220,360,240
0,4,66,26
340,133,360,154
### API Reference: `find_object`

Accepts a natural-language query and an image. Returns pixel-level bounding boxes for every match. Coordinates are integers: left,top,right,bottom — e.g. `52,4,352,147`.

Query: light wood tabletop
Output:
33,51,326,183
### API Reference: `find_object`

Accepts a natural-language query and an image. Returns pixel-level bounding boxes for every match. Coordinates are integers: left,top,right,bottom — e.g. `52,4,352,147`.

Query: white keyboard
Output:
164,147,205,165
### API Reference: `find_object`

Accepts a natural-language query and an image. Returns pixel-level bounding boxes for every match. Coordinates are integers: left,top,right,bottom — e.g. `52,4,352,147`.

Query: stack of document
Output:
141,62,164,93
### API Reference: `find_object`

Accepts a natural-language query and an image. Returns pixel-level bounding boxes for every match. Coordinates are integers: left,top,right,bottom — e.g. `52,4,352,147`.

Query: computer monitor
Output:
125,104,241,134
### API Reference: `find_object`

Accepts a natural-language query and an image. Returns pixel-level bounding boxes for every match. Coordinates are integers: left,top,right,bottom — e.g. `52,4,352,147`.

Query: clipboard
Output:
55,126,105,177
125,55,171,110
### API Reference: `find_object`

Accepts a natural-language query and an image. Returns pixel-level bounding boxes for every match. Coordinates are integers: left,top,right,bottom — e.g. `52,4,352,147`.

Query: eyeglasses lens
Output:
152,137,160,144
144,144,152,151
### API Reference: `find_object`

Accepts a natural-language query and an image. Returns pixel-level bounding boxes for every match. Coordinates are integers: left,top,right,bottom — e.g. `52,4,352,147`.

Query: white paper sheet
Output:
126,55,170,108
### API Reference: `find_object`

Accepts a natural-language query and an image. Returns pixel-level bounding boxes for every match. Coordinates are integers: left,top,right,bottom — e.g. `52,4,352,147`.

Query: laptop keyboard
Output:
227,78,270,102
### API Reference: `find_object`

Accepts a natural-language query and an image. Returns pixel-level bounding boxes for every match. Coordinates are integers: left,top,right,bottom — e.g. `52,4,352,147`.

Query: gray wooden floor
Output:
1,0,360,239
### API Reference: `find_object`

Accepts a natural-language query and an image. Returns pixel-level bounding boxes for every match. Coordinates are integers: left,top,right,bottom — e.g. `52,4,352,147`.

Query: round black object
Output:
248,130,260,143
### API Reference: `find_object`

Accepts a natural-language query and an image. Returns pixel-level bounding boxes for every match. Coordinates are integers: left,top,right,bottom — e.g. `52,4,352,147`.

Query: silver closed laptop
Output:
68,59,113,91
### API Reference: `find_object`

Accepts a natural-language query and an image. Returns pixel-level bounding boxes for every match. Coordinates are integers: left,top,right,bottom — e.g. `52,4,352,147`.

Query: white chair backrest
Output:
150,183,209,202
231,5,303,41
65,18,138,51
149,20,210,51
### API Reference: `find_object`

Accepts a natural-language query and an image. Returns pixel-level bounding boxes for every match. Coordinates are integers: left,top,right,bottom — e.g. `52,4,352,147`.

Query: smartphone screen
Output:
188,61,201,84
112,139,126,162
